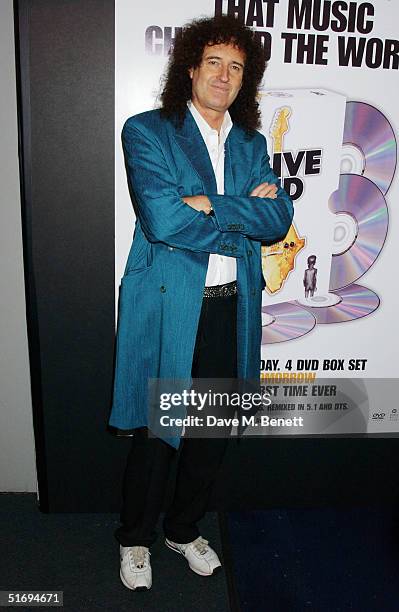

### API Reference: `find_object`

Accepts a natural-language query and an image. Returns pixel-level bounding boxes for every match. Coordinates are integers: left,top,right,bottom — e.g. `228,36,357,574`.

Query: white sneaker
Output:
165,536,222,576
119,545,152,591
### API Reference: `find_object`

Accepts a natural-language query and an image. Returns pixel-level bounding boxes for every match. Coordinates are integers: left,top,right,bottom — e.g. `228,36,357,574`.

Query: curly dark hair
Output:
160,15,266,133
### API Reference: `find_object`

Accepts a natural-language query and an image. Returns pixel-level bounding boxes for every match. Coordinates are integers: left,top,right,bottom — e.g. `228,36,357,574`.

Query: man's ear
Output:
188,67,194,79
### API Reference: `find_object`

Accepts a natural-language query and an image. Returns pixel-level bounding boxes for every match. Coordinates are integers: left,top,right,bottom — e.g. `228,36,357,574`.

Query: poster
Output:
115,0,398,435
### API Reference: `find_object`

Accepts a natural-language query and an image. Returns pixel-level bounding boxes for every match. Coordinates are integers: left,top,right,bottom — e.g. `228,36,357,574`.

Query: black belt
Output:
203,280,237,298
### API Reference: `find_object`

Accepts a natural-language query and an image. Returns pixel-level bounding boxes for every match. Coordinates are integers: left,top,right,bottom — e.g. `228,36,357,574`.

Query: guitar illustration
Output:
261,106,305,294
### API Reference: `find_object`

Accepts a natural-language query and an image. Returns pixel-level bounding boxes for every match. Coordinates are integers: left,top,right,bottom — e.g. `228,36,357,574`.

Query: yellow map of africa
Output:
262,225,305,294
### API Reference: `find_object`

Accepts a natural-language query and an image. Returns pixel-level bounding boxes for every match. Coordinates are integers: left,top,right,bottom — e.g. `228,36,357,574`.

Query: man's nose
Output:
218,65,229,81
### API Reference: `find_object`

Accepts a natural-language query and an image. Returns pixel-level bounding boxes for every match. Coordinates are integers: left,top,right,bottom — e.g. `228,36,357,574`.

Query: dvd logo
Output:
371,413,385,420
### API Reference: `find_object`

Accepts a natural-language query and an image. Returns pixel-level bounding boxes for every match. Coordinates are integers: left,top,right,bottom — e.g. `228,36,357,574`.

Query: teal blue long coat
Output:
108,108,294,447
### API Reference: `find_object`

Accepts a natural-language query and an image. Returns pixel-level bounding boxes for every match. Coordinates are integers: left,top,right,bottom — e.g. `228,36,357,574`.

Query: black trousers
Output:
114,292,237,547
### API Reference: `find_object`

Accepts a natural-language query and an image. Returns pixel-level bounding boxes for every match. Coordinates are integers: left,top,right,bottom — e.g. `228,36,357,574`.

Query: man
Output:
108,15,294,591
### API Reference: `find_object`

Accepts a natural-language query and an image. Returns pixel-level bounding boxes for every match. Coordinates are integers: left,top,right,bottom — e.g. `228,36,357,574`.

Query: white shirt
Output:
187,101,237,286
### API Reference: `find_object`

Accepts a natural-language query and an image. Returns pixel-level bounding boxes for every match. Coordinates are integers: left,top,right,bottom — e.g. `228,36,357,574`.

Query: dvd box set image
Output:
258,90,395,343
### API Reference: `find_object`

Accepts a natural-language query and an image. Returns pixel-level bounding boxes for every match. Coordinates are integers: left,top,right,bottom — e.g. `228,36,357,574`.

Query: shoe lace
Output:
129,546,149,569
192,536,209,555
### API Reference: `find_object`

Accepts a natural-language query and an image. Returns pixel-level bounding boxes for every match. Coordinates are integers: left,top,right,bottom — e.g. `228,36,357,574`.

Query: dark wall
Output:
15,0,399,513
15,0,131,512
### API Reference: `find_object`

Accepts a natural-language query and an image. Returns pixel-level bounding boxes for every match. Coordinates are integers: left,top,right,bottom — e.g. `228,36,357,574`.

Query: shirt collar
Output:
187,100,233,144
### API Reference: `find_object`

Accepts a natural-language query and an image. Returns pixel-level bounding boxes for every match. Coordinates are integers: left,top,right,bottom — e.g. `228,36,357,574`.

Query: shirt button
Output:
168,246,174,251
160,286,166,293
247,250,253,256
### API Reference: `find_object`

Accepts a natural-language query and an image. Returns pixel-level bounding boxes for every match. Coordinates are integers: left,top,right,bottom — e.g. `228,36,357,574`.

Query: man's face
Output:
189,42,245,115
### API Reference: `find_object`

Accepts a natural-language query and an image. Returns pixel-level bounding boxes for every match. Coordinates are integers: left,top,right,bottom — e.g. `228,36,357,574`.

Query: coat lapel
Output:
224,125,254,195
173,109,249,197
225,124,253,197
173,109,217,194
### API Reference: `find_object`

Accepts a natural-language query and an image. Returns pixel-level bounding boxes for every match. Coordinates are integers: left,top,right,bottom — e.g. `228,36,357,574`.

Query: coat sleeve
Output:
122,119,244,258
208,134,294,243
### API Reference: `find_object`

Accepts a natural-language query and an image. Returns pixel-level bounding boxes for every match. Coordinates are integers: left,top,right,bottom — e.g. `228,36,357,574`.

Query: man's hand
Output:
250,182,278,199
182,195,213,214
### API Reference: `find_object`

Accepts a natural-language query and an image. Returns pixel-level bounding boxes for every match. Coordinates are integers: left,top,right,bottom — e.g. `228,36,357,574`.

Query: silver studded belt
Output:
203,280,237,298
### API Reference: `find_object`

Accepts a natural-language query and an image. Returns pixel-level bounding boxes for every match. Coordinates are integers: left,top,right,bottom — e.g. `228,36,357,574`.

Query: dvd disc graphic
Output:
329,174,388,291
297,283,379,324
261,302,316,344
342,101,397,195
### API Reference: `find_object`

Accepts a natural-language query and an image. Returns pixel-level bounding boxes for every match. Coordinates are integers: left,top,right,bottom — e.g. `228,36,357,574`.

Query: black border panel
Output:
14,0,49,511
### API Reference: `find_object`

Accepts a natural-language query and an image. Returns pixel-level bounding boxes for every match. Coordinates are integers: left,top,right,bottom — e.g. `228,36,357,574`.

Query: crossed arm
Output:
183,182,279,213
122,118,293,255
